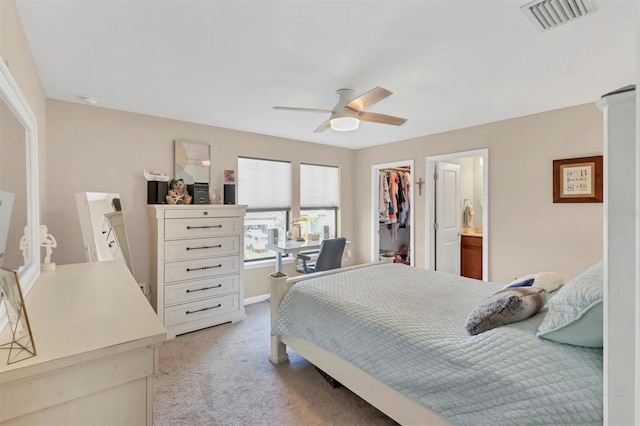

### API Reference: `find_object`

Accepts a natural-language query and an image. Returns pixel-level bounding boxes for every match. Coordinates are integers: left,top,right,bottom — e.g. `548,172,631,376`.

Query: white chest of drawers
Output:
149,205,247,338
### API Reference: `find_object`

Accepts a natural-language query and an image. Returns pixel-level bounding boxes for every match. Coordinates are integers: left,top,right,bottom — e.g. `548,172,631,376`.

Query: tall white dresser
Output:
148,205,247,338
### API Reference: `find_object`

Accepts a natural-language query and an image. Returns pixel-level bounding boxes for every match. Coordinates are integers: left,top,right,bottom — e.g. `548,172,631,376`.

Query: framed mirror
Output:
0,57,40,297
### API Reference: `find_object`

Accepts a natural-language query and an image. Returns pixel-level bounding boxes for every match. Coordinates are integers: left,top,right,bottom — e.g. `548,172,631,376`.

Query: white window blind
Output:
238,157,291,211
300,163,339,209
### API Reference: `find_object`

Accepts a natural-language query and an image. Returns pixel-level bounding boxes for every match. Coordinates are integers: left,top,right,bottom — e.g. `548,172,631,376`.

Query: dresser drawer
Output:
164,294,239,327
165,209,241,219
164,236,239,262
164,275,239,306
164,255,240,283
165,217,241,239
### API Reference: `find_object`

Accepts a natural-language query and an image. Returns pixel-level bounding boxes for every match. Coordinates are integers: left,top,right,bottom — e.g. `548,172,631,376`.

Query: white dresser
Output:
0,261,166,425
148,205,247,338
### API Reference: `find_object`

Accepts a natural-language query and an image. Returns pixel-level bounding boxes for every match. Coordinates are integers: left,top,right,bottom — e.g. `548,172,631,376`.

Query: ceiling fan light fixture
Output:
330,116,360,132
273,86,406,133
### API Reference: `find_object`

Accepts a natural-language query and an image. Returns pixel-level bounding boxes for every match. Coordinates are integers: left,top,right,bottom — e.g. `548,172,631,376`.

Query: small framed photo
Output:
553,155,603,203
224,170,235,184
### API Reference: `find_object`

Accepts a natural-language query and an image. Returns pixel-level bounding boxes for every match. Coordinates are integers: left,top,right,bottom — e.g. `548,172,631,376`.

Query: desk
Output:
266,239,322,274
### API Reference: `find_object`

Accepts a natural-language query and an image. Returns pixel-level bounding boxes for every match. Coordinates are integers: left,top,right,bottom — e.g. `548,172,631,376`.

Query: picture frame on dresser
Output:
0,267,36,364
148,204,247,338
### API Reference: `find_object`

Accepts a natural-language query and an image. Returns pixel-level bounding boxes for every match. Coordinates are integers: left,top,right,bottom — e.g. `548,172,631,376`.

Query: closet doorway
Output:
425,149,489,280
371,160,414,266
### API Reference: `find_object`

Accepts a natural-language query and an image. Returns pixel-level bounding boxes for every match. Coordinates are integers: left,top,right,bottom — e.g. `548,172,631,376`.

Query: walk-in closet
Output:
376,165,412,265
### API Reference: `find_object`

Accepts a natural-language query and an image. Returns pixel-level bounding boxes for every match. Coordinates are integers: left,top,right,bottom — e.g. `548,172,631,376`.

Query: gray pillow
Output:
536,261,603,347
465,287,548,335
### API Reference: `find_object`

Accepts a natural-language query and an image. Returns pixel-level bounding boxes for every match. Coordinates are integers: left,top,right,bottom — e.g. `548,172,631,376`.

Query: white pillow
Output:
507,271,566,293
536,262,603,347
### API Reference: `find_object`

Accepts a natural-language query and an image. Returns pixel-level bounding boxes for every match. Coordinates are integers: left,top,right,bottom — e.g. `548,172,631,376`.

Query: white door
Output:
435,162,460,275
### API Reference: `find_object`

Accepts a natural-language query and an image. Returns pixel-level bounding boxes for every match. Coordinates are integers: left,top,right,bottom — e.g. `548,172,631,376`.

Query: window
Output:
238,157,291,261
300,163,339,239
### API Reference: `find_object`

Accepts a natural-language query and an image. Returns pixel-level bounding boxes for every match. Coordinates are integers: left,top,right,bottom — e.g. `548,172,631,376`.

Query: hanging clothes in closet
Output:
378,169,411,241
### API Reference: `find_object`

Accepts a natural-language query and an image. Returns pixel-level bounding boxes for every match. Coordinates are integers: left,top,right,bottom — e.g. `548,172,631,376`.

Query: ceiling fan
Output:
273,86,407,133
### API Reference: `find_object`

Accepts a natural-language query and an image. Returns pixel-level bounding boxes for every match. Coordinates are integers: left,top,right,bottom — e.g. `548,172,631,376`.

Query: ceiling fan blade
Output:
313,120,331,133
346,86,393,112
358,111,407,126
273,106,333,113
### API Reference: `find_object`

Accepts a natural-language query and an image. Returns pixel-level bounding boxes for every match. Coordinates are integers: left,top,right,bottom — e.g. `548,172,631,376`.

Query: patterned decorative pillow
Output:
465,287,548,335
507,272,566,293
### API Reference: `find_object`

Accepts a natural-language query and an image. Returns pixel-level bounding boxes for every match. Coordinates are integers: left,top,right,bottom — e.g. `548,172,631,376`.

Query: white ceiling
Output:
16,0,636,150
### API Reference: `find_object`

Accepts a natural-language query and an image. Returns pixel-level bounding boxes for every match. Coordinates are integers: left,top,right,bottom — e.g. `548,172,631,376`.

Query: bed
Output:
269,263,603,425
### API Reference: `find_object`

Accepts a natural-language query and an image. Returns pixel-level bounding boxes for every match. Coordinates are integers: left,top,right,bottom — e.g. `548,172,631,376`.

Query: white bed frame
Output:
269,263,453,426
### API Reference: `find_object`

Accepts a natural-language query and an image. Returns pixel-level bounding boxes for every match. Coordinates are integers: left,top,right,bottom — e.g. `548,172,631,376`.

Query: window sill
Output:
243,257,296,270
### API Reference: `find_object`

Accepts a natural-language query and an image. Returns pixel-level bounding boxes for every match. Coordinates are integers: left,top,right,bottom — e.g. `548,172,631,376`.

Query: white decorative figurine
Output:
19,225,29,267
40,225,57,270
143,169,170,182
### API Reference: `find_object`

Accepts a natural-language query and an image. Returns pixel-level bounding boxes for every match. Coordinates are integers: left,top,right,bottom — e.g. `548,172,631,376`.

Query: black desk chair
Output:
296,237,347,274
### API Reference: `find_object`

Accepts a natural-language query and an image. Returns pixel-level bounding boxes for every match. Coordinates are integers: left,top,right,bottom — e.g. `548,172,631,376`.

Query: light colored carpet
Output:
153,301,398,426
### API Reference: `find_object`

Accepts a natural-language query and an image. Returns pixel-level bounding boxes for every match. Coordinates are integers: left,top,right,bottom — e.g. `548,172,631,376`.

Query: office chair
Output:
296,237,346,274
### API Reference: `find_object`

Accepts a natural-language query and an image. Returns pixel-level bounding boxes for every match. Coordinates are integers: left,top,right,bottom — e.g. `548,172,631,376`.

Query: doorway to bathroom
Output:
425,149,489,280
370,159,415,266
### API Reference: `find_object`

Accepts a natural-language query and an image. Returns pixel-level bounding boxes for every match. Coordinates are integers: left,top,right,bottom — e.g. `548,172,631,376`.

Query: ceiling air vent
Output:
520,0,597,32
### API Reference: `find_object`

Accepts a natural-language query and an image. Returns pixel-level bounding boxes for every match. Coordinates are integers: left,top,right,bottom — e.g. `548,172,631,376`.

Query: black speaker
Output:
193,182,209,205
224,184,235,205
147,181,169,204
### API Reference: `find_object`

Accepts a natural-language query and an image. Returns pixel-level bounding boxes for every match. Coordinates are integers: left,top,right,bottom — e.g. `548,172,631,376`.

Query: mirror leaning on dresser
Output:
75,192,135,276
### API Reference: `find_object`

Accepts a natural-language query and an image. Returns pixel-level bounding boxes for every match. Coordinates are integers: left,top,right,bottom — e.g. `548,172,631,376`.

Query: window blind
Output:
238,157,291,211
300,163,339,209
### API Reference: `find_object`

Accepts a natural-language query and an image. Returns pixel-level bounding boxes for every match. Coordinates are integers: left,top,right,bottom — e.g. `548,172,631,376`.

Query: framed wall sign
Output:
553,155,603,203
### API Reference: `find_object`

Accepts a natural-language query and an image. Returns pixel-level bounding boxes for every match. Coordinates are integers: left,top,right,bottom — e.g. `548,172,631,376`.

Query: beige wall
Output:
2,0,603,297
46,100,356,298
354,103,604,283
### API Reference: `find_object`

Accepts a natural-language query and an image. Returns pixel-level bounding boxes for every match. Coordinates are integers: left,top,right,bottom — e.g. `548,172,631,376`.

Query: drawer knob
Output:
186,264,222,272
203,211,209,215
186,304,221,315
186,284,223,293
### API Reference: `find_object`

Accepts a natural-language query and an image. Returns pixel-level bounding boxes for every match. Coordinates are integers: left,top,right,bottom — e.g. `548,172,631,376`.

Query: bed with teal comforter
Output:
272,263,602,425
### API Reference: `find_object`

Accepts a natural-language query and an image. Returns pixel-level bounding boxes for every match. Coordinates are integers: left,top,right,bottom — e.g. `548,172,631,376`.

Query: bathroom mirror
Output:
174,140,210,184
75,192,134,276
0,57,40,295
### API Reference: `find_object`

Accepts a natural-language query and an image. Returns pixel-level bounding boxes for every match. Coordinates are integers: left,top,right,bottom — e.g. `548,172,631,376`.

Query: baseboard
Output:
244,293,270,305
